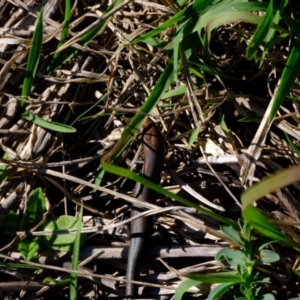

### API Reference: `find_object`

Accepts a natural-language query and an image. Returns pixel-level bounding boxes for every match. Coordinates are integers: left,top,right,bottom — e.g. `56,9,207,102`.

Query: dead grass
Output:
1,0,300,299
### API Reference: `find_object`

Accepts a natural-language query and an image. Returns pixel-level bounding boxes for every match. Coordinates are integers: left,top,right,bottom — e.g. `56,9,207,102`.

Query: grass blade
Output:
132,0,216,44
246,0,273,60
47,0,72,72
21,8,43,109
22,111,76,133
102,163,237,226
70,204,83,300
48,0,123,72
269,38,300,121
100,61,175,164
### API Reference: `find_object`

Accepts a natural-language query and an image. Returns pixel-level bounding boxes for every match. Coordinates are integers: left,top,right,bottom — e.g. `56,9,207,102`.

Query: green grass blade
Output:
132,0,217,44
175,278,201,300
70,94,107,126
241,164,300,210
207,12,262,43
243,206,300,250
22,111,76,133
246,0,273,60
47,0,71,72
282,14,300,36
269,38,300,121
70,204,83,300
100,60,175,164
187,271,241,284
175,273,240,300
207,282,238,300
48,0,123,72
285,133,300,158
102,163,236,226
21,8,44,109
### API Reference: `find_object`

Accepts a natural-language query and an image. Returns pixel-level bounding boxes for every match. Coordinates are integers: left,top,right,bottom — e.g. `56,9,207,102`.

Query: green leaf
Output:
216,248,247,268
208,282,237,300
23,187,46,229
206,12,262,44
187,271,242,284
100,61,175,164
251,236,275,254
48,0,123,72
133,0,217,44
40,215,86,252
21,8,44,109
22,111,76,133
43,277,71,284
102,163,237,226
175,278,200,300
0,211,21,243
282,14,300,36
70,204,83,300
246,0,273,59
243,206,300,250
1,210,21,232
47,0,71,72
255,249,280,264
0,153,16,184
188,127,200,150
241,165,300,210
285,132,300,158
259,294,275,300
19,236,40,260
221,226,244,246
269,38,300,121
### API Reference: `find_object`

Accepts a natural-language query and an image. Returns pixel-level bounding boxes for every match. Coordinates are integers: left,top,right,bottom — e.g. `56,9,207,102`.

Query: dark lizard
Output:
125,118,164,298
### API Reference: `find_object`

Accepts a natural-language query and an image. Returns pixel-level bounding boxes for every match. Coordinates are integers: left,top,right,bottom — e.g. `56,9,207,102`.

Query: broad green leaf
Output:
259,294,275,300
19,236,40,260
22,111,76,133
21,8,43,109
216,248,247,268
269,38,300,121
255,249,280,264
23,187,46,228
40,216,86,252
221,226,244,246
0,211,21,243
102,163,237,226
208,282,237,300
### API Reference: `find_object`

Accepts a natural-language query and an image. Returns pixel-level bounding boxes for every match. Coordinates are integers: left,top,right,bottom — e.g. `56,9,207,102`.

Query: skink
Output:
126,118,164,298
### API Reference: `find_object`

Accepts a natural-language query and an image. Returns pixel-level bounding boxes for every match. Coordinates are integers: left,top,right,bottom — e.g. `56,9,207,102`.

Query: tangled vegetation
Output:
1,0,300,299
